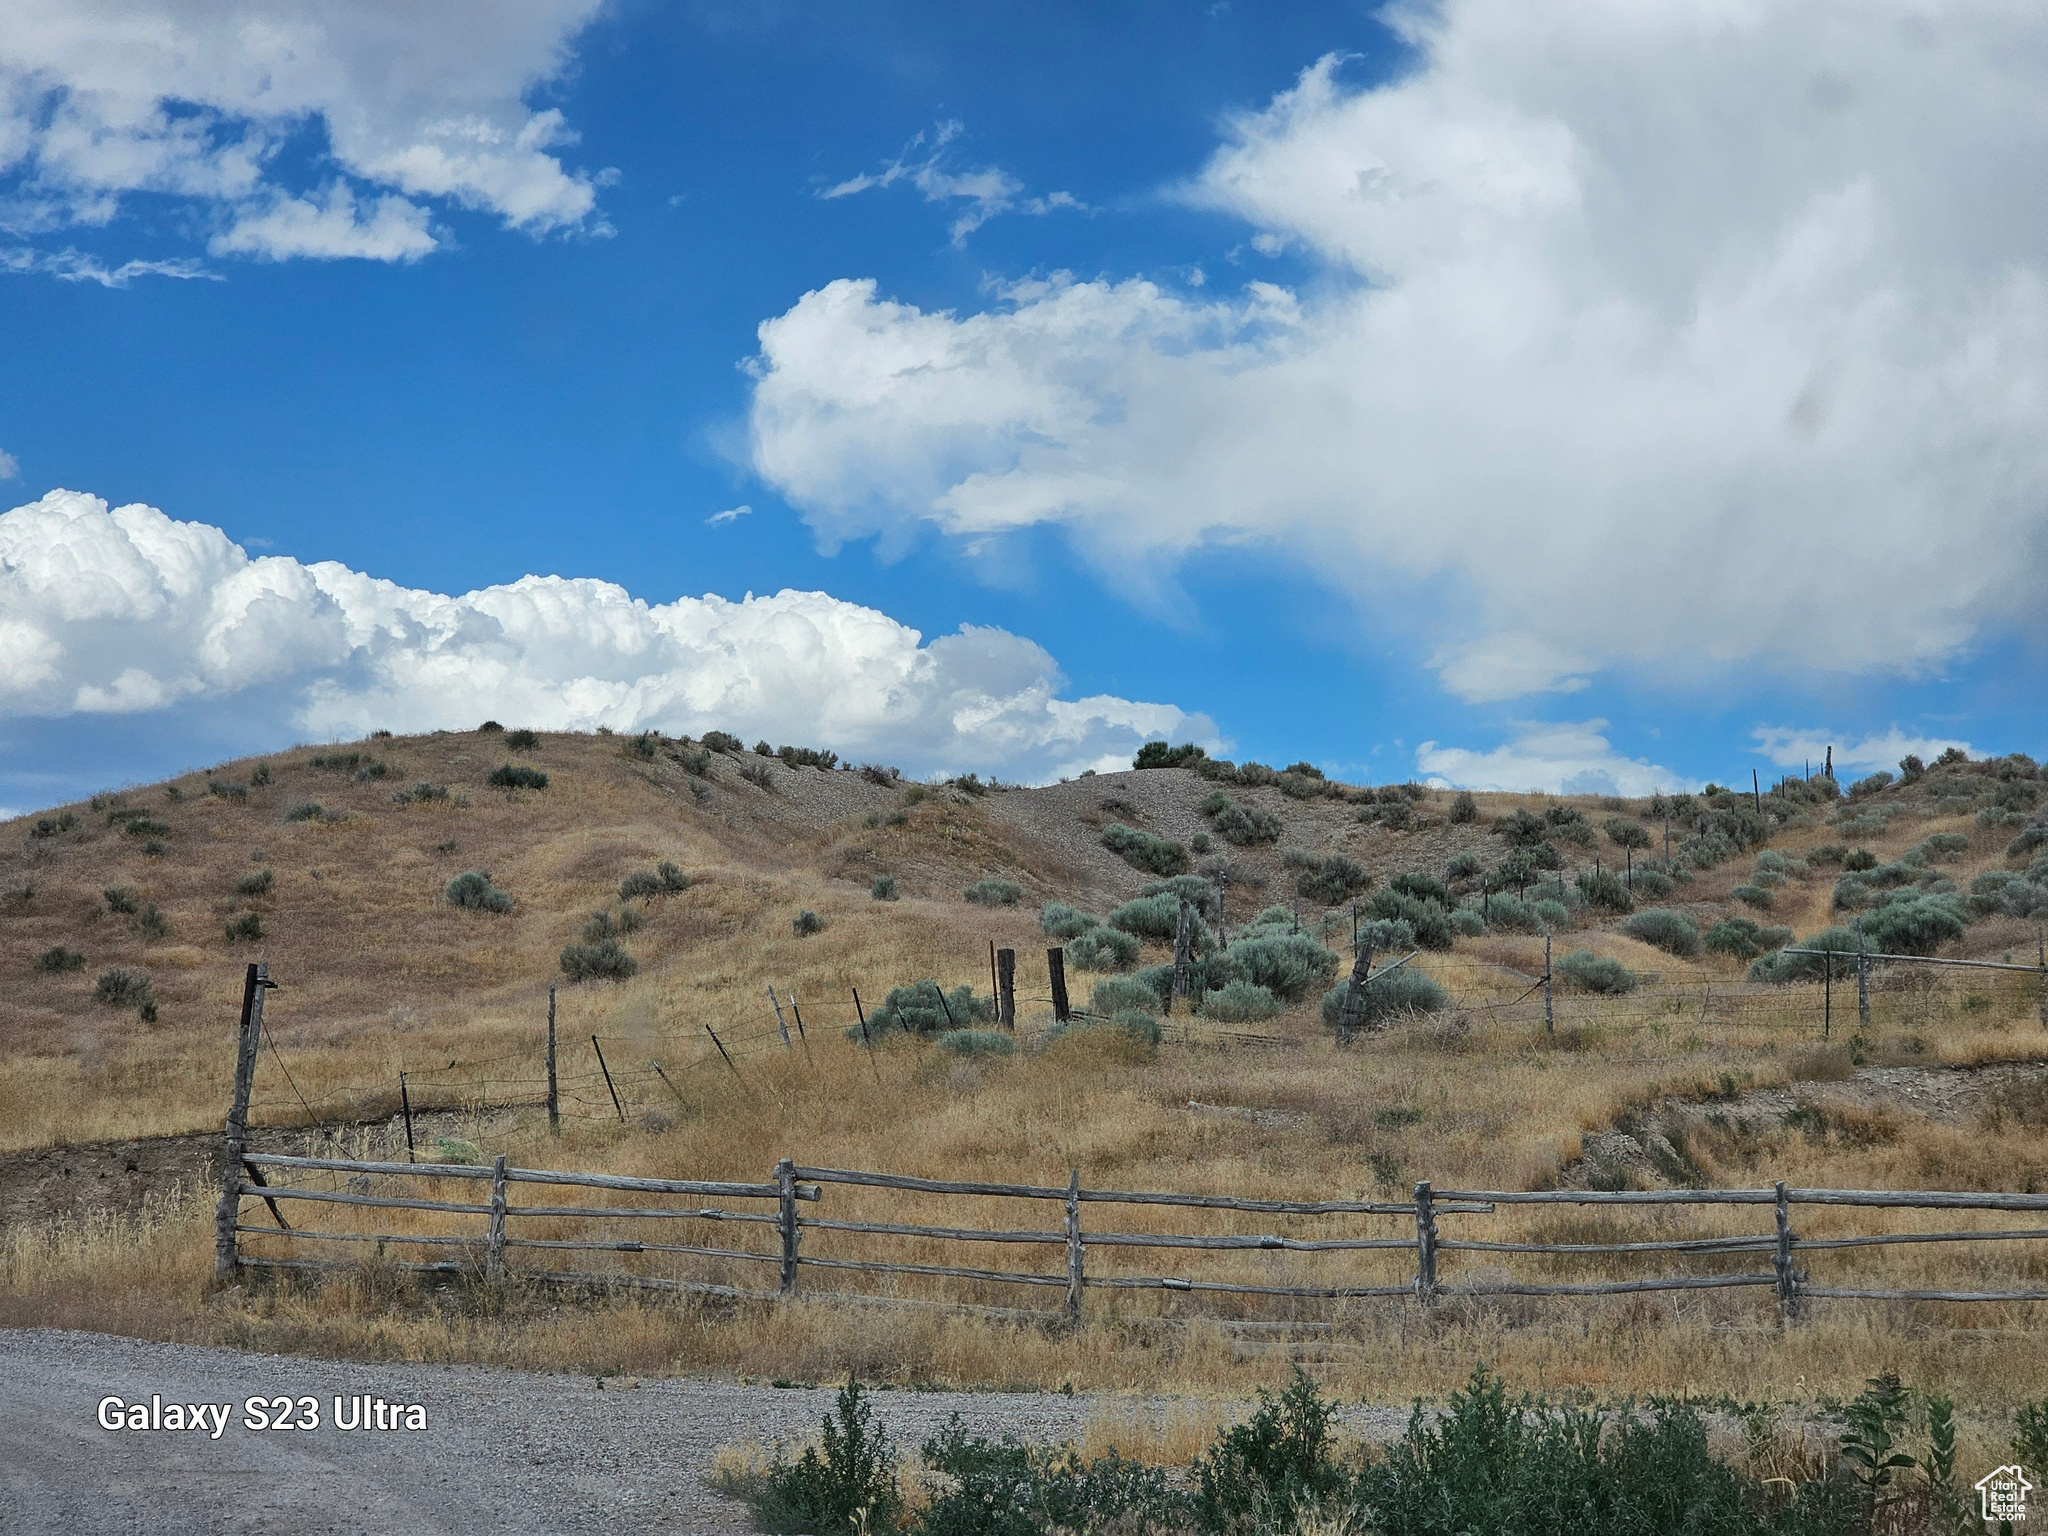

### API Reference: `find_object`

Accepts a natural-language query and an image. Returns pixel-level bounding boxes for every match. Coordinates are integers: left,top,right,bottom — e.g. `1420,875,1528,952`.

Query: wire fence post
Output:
546,985,559,1135
592,1035,626,1121
2038,924,2047,1032
1856,921,1871,1033
776,1157,801,1296
1542,935,1554,1036
1048,947,1070,1023
767,985,791,1049
398,1070,416,1161
996,948,1017,1028
214,961,267,1284
1064,1169,1084,1324
486,1154,508,1283
1413,1180,1438,1307
1335,940,1376,1044
1823,949,1832,1040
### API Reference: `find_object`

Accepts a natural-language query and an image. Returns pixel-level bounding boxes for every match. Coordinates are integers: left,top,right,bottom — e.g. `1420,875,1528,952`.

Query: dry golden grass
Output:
5,737,2047,1412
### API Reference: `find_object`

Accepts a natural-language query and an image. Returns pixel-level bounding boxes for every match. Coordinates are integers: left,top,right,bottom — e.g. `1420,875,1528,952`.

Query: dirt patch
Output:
1562,1060,2048,1190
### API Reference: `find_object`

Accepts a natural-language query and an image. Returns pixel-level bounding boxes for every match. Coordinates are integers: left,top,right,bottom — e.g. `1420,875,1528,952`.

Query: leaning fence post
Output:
767,985,792,1049
1064,1170,1084,1323
1170,900,1194,1005
592,1035,626,1121
214,961,267,1284
1047,948,1070,1023
486,1154,508,1283
399,1071,416,1160
776,1158,800,1296
2038,924,2046,1032
1413,1180,1438,1307
546,985,559,1134
1773,1180,1799,1321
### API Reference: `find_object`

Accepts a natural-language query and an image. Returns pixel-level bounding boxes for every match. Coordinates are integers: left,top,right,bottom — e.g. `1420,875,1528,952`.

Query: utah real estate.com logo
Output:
1978,1464,2032,1525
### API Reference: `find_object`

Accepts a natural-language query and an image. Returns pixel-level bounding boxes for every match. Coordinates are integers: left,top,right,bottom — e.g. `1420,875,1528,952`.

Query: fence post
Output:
546,986,559,1134
399,1071,416,1160
767,985,791,1049
2038,924,2046,1032
1773,1180,1799,1321
1335,941,1376,1044
1171,900,1194,1004
1856,922,1871,1032
486,1154,508,1282
1413,1180,1438,1307
214,961,267,1284
996,948,1016,1028
1542,935,1554,1036
592,1035,627,1121
776,1157,800,1296
1048,948,1070,1023
1823,950,1832,1040
1064,1170,1084,1324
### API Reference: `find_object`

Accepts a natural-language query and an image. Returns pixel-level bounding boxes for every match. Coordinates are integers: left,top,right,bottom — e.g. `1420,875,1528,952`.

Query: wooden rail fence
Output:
220,1150,2048,1321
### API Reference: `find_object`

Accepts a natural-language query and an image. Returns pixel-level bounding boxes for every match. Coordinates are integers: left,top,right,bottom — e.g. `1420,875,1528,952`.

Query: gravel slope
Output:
0,1329,1413,1536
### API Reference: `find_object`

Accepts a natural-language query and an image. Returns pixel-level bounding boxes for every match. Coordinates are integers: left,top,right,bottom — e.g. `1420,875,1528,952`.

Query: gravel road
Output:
0,1329,1410,1536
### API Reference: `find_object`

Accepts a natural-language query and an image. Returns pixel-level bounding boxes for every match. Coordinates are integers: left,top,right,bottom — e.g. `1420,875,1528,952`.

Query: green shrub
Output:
1704,918,1792,961
581,907,643,942
30,811,79,838
505,728,538,750
559,938,637,982
620,861,691,901
1040,902,1097,940
102,886,138,914
1558,950,1637,993
1194,1368,1350,1531
1627,868,1675,899
1286,850,1371,905
1100,822,1187,875
478,720,502,732
1730,883,1775,910
700,729,742,753
1067,925,1141,972
1201,980,1281,1023
35,946,86,973
939,1028,1014,1058
2010,823,2048,858
1445,852,1481,882
95,968,153,1008
1618,909,1700,957
224,913,264,942
487,764,548,790
1320,966,1451,1029
445,870,513,913
1090,976,1163,1015
1108,893,1211,947
1474,893,1535,932
870,874,899,901
792,909,824,937
1111,1008,1162,1046
1216,931,1339,1001
963,878,1023,907
1532,898,1570,931
1369,889,1454,950
1603,817,1652,850
1449,907,1486,937
284,803,323,822
249,764,272,786
1916,832,1970,862
1448,790,1479,824
1190,831,1212,852
1576,868,1633,914
207,779,247,801
1206,800,1281,847
1860,894,1967,955
1843,847,1878,872
1748,926,1865,983
916,1421,1189,1536
121,817,171,838
398,781,449,803
134,903,168,940
236,868,274,897
780,744,840,771
866,980,991,1035
1356,916,1417,953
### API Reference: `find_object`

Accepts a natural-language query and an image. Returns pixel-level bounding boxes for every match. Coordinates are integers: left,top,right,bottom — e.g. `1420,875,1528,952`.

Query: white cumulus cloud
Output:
0,0,609,264
1750,724,1971,775
746,2,2048,704
0,489,1208,782
1416,720,1697,798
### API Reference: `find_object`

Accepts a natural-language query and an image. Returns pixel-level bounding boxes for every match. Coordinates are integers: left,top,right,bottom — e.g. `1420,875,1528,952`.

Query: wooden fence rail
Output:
224,1150,2048,1321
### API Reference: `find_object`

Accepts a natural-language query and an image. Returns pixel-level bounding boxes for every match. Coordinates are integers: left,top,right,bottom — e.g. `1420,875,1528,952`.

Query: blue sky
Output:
2,0,2044,816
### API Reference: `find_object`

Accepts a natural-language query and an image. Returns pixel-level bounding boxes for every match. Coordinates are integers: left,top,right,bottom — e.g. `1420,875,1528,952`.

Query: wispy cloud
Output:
820,121,1085,245
1,246,219,288
0,448,17,481
706,504,752,526
1416,720,1696,798
1750,725,1971,774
